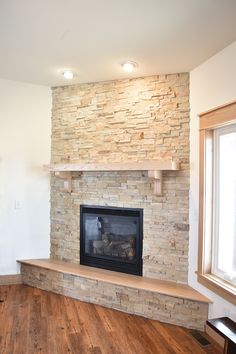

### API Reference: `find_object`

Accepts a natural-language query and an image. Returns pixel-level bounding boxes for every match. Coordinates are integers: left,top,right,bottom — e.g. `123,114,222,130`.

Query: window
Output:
198,101,236,305
212,125,236,285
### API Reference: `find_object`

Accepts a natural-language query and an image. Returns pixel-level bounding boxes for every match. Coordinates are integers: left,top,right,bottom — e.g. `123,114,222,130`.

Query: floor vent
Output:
189,330,211,346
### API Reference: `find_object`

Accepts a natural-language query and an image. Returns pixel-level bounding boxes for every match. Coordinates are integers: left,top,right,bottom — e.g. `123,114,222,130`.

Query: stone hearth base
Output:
19,259,210,331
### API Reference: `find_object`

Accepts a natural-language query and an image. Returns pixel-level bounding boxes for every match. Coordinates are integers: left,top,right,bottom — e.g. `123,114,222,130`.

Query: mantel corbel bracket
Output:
148,170,163,196
54,171,82,193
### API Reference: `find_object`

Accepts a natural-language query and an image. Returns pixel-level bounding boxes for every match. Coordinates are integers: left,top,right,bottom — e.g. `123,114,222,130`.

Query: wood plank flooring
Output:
0,285,222,354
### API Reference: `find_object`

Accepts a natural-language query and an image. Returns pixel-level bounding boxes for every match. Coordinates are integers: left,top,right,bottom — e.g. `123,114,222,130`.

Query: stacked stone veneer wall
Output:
21,264,208,330
51,73,190,283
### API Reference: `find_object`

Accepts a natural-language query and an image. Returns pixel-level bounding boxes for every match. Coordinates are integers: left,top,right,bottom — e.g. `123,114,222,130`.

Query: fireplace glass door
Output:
80,205,143,275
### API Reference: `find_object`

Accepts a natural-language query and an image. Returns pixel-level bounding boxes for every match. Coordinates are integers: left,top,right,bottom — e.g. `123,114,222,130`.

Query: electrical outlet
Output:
14,200,21,209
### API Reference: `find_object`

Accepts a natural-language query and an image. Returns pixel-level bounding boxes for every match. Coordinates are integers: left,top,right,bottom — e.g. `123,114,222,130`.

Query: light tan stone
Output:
50,73,190,283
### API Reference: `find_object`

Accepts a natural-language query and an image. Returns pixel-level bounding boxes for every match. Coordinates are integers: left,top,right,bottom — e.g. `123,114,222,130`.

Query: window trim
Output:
212,124,236,285
198,100,236,305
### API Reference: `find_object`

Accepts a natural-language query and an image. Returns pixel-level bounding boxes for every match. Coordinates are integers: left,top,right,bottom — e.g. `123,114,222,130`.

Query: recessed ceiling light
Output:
63,71,74,79
122,61,137,72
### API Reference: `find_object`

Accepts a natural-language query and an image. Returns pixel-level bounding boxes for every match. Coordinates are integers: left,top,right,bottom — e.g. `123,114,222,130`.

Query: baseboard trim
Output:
0,274,22,285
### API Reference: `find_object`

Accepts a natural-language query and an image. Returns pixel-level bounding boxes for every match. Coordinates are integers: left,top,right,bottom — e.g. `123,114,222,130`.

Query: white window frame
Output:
198,100,236,305
212,124,236,286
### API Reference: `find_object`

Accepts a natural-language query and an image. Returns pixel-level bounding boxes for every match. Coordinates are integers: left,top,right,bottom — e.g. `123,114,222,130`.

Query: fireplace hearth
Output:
80,205,143,275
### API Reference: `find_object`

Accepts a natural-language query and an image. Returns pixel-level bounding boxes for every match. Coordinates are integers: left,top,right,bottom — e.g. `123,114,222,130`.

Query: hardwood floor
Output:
0,285,222,354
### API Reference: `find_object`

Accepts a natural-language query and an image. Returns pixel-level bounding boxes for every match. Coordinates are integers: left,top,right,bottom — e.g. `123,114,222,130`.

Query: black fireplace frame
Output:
80,205,143,276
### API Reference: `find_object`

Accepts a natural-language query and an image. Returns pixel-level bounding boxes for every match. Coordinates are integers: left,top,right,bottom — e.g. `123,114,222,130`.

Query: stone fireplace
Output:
80,205,143,275
19,73,211,331
50,73,190,284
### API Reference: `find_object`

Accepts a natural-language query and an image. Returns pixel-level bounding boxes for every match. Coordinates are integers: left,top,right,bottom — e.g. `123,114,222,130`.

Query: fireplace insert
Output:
80,205,143,275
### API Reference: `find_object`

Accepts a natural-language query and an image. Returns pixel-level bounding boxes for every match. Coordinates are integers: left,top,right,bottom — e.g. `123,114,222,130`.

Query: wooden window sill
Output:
197,272,236,305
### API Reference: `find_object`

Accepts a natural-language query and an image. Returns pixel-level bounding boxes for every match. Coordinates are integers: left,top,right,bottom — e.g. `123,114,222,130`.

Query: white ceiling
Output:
0,0,236,87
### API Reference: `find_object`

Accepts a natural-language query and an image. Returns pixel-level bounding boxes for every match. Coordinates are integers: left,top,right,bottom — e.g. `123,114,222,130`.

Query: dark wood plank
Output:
0,285,222,354
207,318,236,354
206,318,236,344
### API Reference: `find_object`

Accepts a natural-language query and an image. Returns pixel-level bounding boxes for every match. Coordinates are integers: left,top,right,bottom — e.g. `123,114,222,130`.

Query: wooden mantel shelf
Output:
44,160,180,195
45,160,179,172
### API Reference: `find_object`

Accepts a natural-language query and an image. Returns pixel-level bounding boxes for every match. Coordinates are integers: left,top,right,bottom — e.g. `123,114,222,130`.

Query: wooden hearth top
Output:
18,258,211,303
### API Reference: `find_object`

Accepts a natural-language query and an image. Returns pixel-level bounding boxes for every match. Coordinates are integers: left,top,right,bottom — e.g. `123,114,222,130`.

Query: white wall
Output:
190,41,236,320
0,79,51,274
